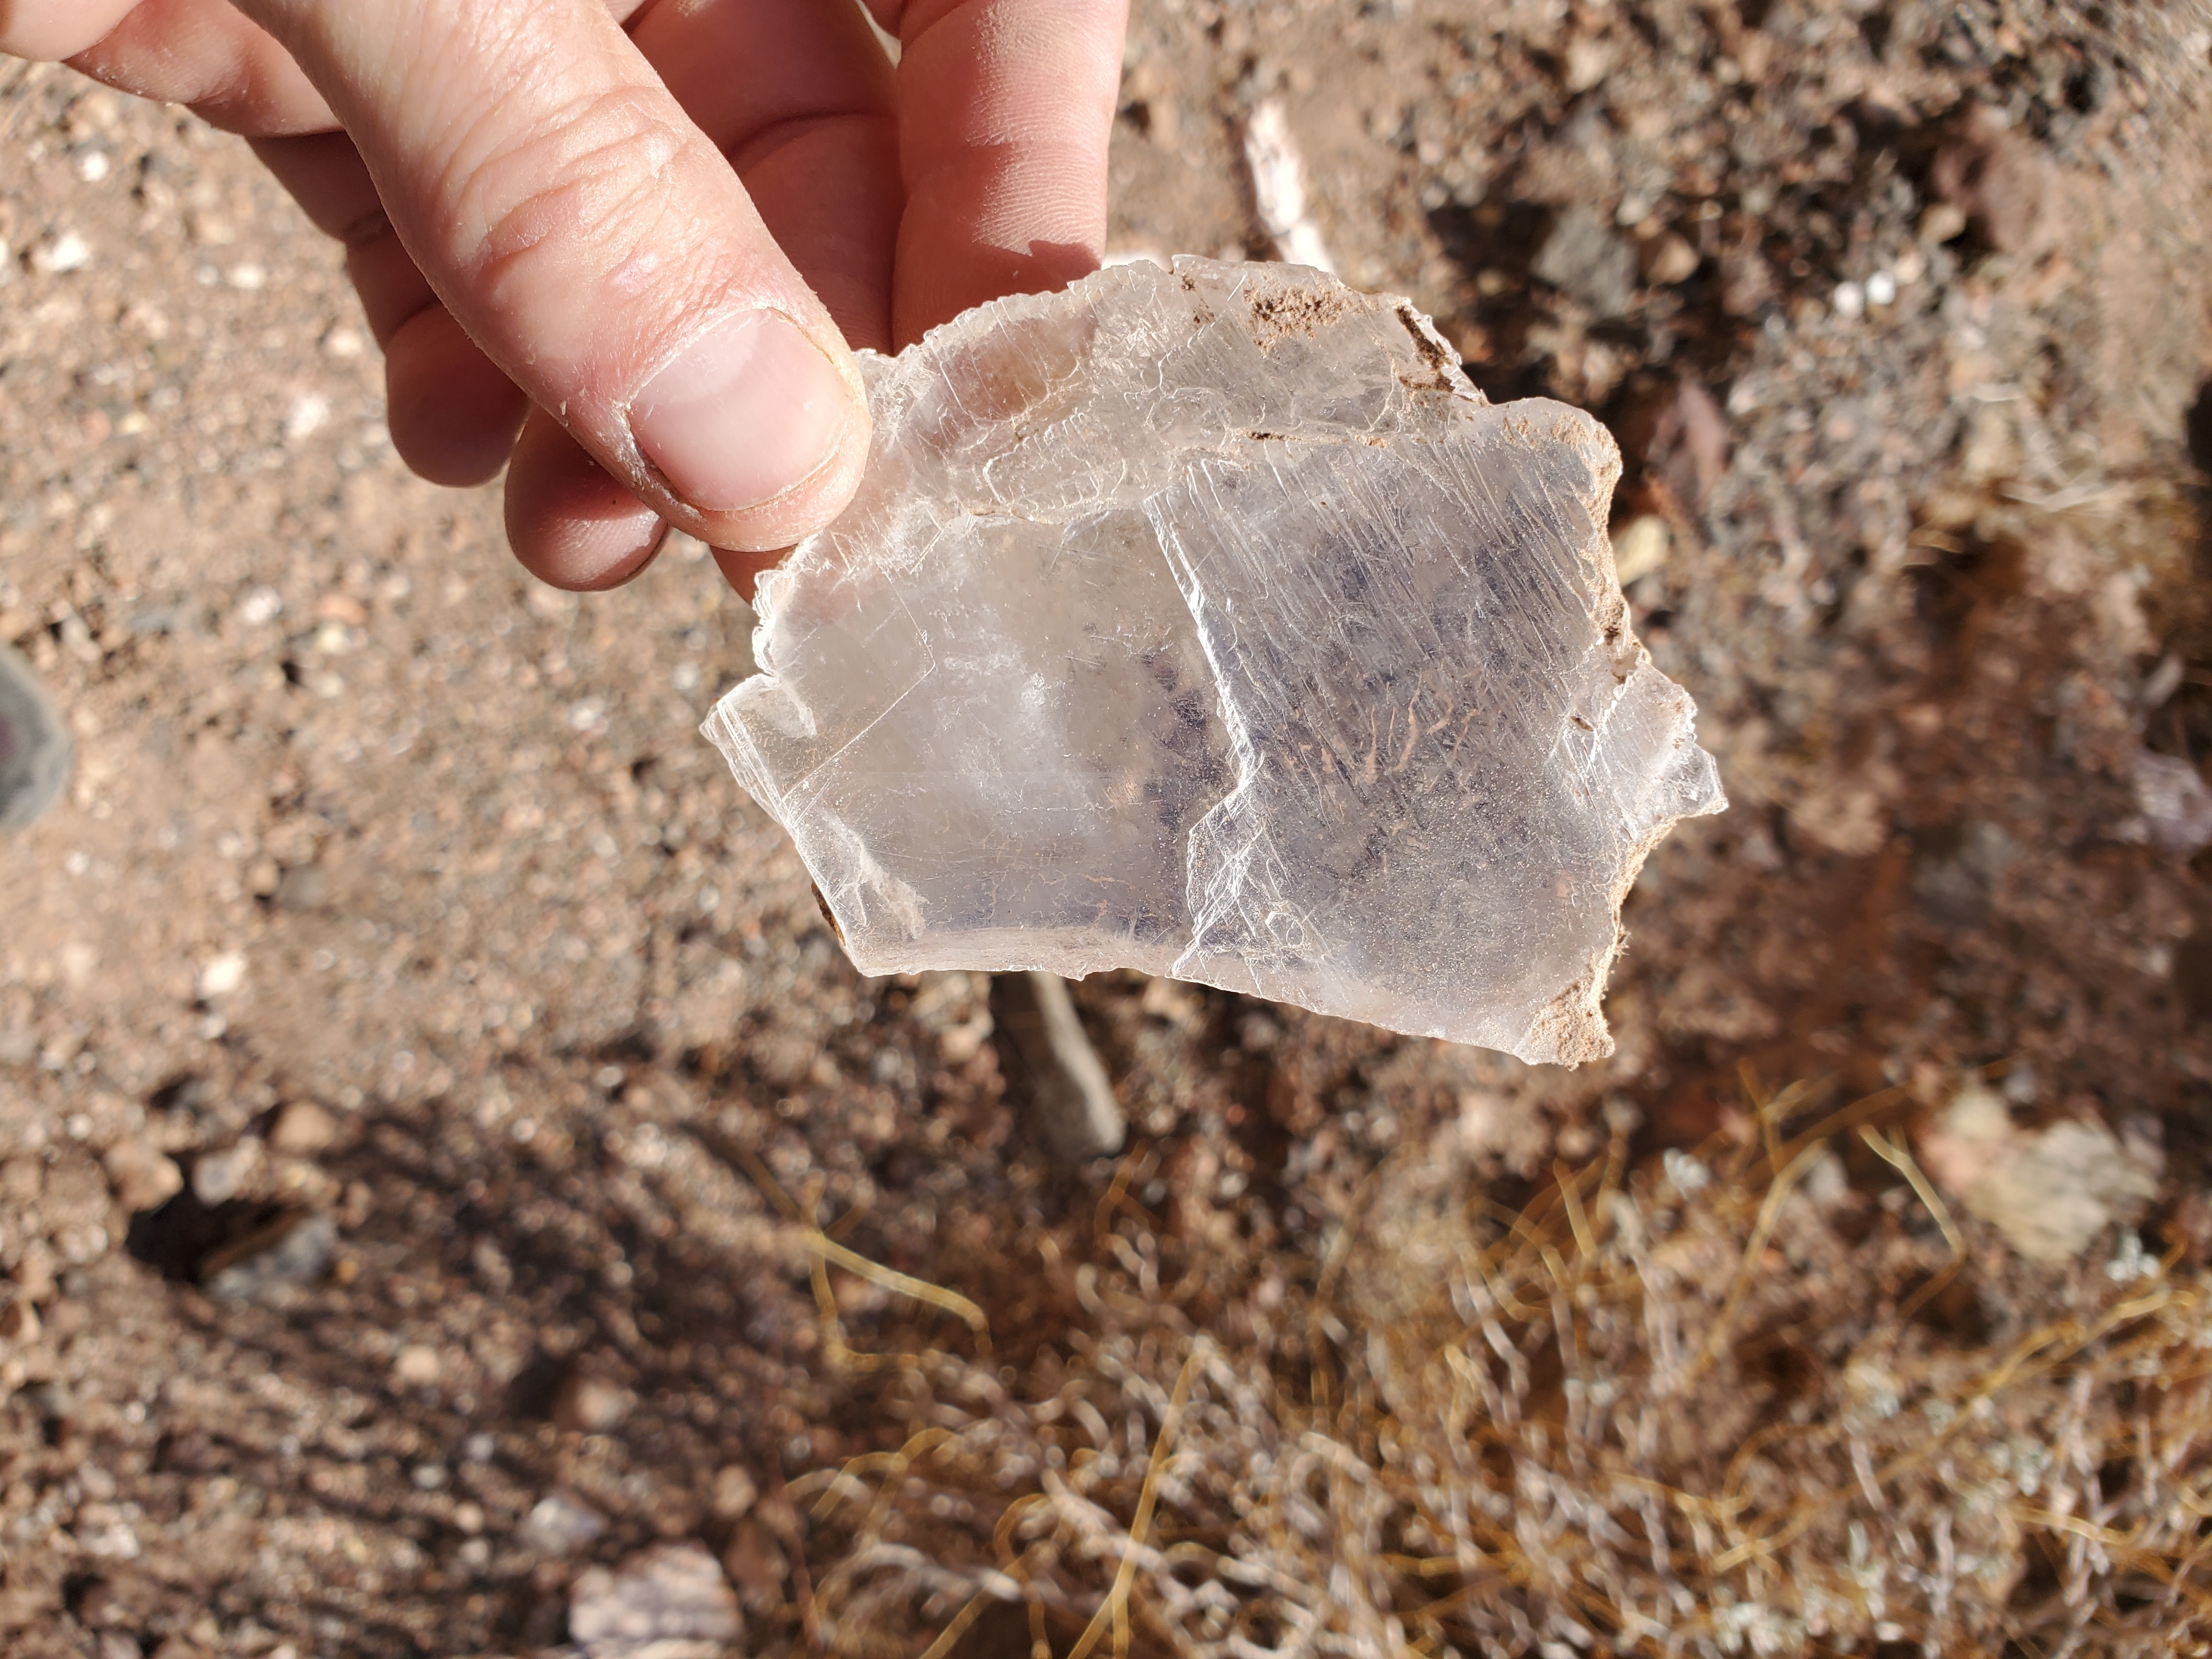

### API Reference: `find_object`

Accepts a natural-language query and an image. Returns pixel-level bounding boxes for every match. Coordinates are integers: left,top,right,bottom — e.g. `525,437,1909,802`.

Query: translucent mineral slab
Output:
704,258,1724,1064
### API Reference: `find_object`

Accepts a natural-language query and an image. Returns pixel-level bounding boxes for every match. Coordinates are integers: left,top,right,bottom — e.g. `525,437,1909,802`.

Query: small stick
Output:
991,972,1126,1163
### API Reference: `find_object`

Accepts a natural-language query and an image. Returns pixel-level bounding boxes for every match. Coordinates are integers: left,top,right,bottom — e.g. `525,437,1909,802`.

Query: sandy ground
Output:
4,2,2212,1655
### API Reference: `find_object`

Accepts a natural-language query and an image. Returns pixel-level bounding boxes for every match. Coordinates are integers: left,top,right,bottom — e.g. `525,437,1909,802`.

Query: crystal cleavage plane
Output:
705,258,1724,1065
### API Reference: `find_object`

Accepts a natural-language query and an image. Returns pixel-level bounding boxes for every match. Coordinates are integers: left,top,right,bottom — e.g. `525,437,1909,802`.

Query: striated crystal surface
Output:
705,258,1724,1064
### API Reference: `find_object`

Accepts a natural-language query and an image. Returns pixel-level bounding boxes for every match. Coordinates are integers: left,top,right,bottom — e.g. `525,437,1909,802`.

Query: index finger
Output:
872,0,1128,345
234,0,873,552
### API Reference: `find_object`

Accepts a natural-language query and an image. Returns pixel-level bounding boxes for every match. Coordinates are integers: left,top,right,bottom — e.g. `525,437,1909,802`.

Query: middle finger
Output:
628,0,902,353
506,0,908,589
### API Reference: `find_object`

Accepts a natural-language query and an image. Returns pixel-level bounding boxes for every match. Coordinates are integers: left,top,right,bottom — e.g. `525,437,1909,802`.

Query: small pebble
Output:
392,1344,442,1386
196,953,248,1001
569,1542,742,1657
520,1489,606,1556
1831,280,1866,320
190,1138,262,1206
1918,201,1969,244
0,642,74,833
103,1140,184,1213
1610,516,1672,587
32,232,91,275
1650,235,1701,286
206,1212,338,1304
269,1101,337,1155
285,394,330,443
1918,1088,2158,1264
0,1301,40,1342
711,1465,758,1519
1865,270,1897,307
270,864,332,913
554,1370,630,1434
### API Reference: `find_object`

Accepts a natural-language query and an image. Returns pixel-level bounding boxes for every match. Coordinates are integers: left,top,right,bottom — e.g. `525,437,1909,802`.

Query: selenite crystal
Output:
704,258,1724,1064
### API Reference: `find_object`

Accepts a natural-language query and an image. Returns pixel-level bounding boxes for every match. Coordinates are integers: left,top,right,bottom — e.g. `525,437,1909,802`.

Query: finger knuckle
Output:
450,85,689,302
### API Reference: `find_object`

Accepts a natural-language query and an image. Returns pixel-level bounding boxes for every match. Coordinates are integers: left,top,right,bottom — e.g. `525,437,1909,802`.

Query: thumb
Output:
233,0,871,553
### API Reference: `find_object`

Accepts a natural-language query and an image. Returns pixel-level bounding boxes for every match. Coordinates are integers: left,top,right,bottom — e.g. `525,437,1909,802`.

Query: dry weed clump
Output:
792,1084,2212,1659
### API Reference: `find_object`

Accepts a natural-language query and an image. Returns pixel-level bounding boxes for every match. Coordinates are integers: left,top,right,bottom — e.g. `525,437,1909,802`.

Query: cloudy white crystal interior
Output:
704,257,1724,1064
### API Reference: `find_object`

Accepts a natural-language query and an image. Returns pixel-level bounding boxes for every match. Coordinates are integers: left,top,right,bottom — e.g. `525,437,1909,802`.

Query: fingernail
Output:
629,311,850,513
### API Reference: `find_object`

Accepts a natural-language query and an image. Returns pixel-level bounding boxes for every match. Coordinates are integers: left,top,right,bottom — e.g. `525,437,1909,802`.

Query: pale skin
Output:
0,0,1130,596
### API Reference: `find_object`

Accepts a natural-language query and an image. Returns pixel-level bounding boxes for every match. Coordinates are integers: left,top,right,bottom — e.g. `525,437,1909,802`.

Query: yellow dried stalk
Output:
793,1091,2212,1659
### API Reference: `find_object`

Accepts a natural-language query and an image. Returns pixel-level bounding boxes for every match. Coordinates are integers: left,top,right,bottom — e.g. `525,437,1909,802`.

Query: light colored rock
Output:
190,1137,262,1205
2118,751,2212,856
31,230,91,274
195,952,247,1001
1641,232,1701,286
268,1101,338,1156
521,1488,607,1557
569,1541,742,1658
1610,516,1671,586
709,1465,757,1520
284,393,330,443
1920,1087,2158,1265
554,1370,631,1434
706,258,1724,1063
103,1139,183,1212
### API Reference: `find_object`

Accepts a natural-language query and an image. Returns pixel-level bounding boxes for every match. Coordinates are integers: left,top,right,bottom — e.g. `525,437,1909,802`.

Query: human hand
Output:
2,0,1129,595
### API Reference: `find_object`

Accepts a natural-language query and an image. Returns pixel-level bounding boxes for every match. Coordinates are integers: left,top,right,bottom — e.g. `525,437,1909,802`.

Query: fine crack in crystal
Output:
704,258,1725,1064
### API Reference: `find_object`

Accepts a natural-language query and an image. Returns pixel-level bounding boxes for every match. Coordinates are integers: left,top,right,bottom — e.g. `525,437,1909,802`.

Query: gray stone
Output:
0,643,71,833
269,864,333,912
204,1211,337,1303
1533,206,1639,318
190,1138,262,1206
520,1488,607,1556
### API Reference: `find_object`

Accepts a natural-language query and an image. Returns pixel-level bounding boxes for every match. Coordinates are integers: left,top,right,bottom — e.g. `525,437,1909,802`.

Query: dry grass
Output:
784,1079,2212,1659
